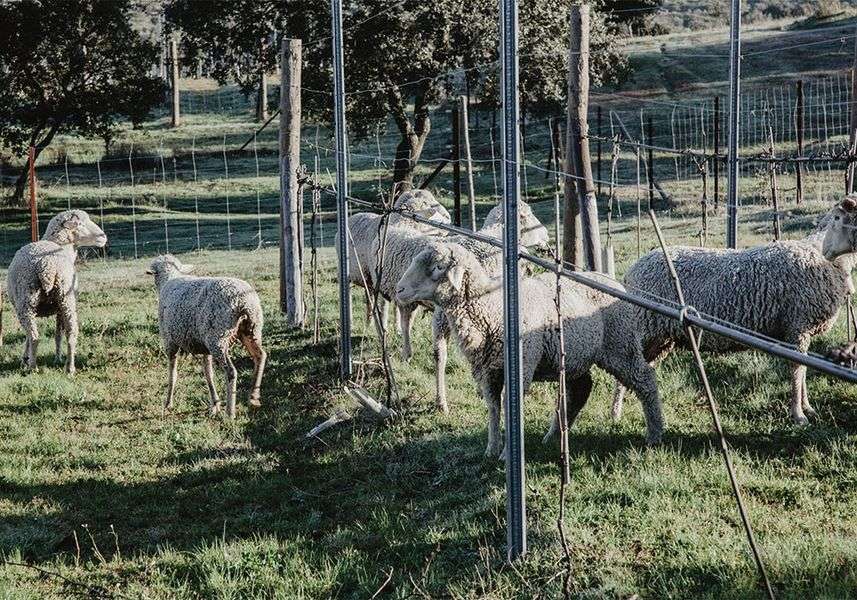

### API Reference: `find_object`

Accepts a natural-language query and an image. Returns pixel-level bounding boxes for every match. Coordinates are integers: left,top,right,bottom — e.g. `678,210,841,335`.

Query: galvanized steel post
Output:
331,0,352,380
499,0,526,561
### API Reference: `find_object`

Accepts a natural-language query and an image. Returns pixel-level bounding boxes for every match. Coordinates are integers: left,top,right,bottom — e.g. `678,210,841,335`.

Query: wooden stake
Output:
564,5,600,271
28,146,38,241
279,38,304,326
459,96,477,231
714,96,720,212
257,38,269,122
170,38,180,128
451,106,461,227
796,80,804,205
768,124,781,241
849,31,857,192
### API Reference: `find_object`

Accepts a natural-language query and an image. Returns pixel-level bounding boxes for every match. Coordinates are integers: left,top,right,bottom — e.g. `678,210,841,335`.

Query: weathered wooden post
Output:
452,105,462,226
848,29,857,193
647,116,654,211
28,146,38,241
796,80,804,205
257,38,269,122
279,38,304,326
768,124,781,240
459,96,477,231
170,38,181,128
565,5,601,272
713,96,720,212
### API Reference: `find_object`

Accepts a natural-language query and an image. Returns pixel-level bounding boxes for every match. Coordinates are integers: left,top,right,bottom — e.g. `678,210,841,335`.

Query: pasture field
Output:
2,11,857,598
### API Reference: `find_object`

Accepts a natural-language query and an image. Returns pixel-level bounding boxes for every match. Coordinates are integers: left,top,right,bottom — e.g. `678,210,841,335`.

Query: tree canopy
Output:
0,0,166,201
167,0,629,188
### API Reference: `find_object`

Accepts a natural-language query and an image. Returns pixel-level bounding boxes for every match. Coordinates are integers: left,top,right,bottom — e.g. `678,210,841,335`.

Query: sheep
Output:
341,189,450,328
147,254,267,419
430,201,549,412
371,200,549,366
611,200,856,426
395,242,664,457
5,210,107,373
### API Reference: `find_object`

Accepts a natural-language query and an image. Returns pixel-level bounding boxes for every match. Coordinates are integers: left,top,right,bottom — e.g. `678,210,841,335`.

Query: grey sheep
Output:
612,203,855,426
147,255,267,419
396,242,664,457
5,210,107,373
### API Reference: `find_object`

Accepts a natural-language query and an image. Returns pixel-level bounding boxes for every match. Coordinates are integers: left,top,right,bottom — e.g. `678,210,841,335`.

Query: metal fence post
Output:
726,0,742,248
500,0,526,561
331,0,352,380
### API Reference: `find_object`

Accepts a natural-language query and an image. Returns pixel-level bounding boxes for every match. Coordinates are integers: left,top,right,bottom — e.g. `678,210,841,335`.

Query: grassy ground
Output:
2,11,857,597
2,226,857,598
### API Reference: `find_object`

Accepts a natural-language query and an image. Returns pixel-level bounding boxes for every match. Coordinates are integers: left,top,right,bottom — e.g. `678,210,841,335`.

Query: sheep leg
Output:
394,303,403,335
241,334,267,408
543,372,594,444
164,352,178,413
790,364,809,425
600,352,664,445
60,298,78,375
800,370,816,418
54,314,64,365
202,354,221,415
399,304,416,362
432,309,450,413
480,376,504,458
213,347,238,419
18,310,38,370
610,384,627,422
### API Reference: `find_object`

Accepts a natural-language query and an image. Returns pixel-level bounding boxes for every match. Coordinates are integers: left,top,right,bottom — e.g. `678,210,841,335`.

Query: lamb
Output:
395,242,664,457
5,210,107,373
342,189,451,328
147,254,267,419
611,200,856,426
372,200,549,365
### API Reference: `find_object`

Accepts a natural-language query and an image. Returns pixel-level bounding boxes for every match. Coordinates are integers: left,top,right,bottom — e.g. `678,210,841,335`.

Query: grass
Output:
2,11,857,596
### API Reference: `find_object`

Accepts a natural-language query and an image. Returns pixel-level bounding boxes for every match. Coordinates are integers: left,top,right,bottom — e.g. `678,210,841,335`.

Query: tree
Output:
167,0,629,190
0,0,166,203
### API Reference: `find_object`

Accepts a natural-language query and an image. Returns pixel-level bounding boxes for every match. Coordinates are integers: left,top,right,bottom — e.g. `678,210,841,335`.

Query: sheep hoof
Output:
249,397,262,408
645,433,663,447
792,414,809,427
209,403,221,417
804,406,818,419
65,365,76,376
436,402,449,414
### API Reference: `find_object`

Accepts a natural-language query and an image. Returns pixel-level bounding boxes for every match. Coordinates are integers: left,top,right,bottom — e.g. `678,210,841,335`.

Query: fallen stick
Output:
345,385,397,419
306,408,352,438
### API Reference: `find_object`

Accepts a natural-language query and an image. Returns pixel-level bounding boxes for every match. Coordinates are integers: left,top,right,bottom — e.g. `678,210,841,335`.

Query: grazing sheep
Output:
6,210,107,373
612,202,856,426
147,255,266,419
396,242,664,457
341,189,450,328
372,200,549,365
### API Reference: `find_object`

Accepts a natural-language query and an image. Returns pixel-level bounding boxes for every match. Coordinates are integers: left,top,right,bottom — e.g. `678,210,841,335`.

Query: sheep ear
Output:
63,216,82,230
447,264,465,291
179,264,195,274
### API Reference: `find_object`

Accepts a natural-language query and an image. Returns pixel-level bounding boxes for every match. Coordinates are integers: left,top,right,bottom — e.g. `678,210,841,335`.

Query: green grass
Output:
3,13,857,595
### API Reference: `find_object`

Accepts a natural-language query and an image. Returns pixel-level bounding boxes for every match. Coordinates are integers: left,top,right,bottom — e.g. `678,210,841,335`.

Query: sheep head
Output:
43,210,107,248
481,201,549,249
396,243,490,305
147,254,196,287
822,195,857,261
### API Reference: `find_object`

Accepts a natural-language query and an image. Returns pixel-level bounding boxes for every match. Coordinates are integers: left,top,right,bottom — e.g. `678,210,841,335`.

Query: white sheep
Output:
611,200,856,426
341,189,450,328
372,200,549,365
395,242,664,457
147,255,267,419
5,210,107,373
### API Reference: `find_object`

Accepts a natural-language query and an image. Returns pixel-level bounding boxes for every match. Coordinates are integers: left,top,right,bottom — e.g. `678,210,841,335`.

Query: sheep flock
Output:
2,193,857,454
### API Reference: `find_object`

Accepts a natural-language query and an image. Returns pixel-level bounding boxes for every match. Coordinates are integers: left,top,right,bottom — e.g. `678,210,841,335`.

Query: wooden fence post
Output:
279,38,304,326
170,38,181,128
459,96,477,231
796,79,804,205
28,146,38,241
713,96,720,212
849,29,857,193
768,124,781,240
647,117,654,211
564,5,601,272
451,105,461,227
596,104,602,198
257,38,269,122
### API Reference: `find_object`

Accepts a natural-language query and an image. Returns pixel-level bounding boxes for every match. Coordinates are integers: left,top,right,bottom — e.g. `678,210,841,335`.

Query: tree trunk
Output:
388,86,431,195
10,125,58,205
